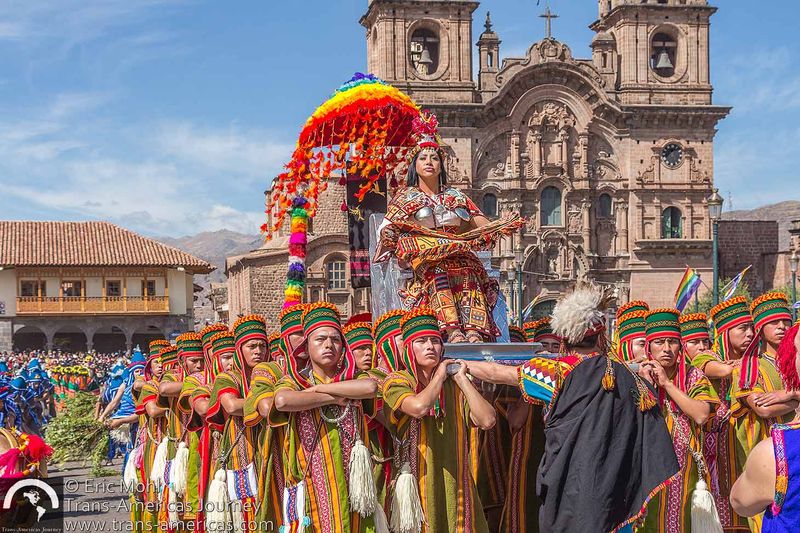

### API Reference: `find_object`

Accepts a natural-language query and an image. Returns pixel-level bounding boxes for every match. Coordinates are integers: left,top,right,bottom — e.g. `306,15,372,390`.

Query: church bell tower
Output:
591,0,716,105
360,0,479,104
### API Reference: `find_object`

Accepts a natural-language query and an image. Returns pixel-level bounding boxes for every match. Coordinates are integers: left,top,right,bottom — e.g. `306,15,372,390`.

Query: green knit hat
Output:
232,314,268,349
710,296,753,334
200,323,228,350
400,307,441,376
644,308,682,342
268,332,283,361
679,313,710,342
149,339,170,358
211,331,235,356
280,303,307,336
343,322,374,351
750,292,792,333
176,332,204,359
522,320,541,342
616,300,650,322
618,310,648,342
373,309,405,371
508,325,527,343
158,344,179,369
533,317,560,344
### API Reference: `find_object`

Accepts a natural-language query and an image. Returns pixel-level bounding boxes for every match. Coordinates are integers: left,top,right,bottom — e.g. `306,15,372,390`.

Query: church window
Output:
483,193,498,218
540,186,562,226
410,28,440,76
661,207,682,239
651,32,677,77
598,193,613,218
327,260,347,290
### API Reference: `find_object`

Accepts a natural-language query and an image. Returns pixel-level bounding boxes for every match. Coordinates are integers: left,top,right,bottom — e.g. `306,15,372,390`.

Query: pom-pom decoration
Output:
265,73,421,239
284,196,310,308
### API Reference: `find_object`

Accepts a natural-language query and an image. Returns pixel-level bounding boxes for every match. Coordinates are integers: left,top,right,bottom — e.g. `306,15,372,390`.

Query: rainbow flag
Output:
723,265,751,301
674,267,702,312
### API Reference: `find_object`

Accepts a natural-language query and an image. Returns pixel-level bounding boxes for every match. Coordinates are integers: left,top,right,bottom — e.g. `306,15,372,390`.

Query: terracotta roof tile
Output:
0,221,214,273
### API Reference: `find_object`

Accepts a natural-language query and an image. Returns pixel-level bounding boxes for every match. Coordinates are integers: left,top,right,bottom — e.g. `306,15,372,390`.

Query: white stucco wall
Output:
0,270,16,317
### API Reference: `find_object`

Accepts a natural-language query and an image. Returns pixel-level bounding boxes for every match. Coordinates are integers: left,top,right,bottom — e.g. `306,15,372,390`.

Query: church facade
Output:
227,0,730,323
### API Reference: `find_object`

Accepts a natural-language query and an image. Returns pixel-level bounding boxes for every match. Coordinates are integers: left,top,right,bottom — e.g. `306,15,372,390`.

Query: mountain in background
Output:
723,200,800,250
157,229,262,283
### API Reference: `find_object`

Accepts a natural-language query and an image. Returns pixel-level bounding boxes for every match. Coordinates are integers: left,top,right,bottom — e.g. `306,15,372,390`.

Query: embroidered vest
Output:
763,421,800,532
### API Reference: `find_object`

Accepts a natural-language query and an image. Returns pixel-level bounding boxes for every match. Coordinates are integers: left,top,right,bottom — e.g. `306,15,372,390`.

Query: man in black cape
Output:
467,283,678,532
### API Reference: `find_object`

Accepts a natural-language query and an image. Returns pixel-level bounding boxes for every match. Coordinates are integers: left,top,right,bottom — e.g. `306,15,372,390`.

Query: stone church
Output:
227,0,730,324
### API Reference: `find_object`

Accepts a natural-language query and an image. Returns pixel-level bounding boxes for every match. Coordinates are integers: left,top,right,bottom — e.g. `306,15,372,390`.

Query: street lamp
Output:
791,251,799,321
708,188,724,306
515,247,524,327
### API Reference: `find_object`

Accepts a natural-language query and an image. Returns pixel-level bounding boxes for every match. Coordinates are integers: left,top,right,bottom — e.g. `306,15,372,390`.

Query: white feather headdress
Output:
551,281,615,345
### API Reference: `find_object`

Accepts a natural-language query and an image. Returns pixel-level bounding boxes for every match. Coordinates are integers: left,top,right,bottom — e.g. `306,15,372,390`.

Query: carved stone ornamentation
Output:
688,158,710,183
637,162,655,184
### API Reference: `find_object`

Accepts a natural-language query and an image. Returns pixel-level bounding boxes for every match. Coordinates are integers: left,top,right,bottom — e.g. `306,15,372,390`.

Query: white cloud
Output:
154,121,292,184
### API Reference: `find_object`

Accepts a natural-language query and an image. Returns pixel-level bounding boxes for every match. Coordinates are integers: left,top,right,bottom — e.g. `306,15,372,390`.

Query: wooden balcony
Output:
16,296,170,315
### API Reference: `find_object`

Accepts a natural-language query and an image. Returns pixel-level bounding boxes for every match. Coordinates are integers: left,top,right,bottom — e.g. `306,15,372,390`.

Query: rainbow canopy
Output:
265,73,421,237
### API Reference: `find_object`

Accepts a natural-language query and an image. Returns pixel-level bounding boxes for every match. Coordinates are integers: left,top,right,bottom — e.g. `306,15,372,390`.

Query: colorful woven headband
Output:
750,291,792,333
508,325,527,343
211,331,235,358
148,339,170,358
644,308,682,342
522,320,541,343
209,331,235,381
343,322,374,351
400,306,442,379
233,314,268,349
373,309,405,371
533,318,560,343
710,296,753,334
176,332,204,359
679,313,710,342
200,323,228,350
616,300,650,321
280,303,307,336
268,332,283,361
158,345,179,370
618,310,648,342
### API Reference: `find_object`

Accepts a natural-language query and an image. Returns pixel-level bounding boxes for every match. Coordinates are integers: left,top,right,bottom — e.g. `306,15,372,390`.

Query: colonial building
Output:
0,221,214,352
228,0,730,322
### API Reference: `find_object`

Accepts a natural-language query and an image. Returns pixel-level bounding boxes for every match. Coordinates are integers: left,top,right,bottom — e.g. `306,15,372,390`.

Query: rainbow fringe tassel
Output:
284,196,308,308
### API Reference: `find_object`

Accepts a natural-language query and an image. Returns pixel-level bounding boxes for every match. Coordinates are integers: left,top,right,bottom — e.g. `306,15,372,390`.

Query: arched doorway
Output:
13,325,47,351
131,325,165,355
53,325,87,352
93,325,128,354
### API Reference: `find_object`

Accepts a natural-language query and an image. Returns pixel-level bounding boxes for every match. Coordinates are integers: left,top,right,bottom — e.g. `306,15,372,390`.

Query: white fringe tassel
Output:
170,442,189,496
205,469,230,532
349,437,378,516
373,502,390,533
150,437,169,488
230,499,245,533
122,448,139,493
691,479,723,533
390,463,424,533
167,486,179,527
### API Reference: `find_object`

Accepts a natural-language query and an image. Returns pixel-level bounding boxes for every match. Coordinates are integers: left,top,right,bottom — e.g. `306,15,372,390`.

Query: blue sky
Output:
0,0,796,237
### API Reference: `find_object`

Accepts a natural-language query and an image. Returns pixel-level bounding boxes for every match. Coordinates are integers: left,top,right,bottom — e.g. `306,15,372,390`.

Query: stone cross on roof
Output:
540,5,559,40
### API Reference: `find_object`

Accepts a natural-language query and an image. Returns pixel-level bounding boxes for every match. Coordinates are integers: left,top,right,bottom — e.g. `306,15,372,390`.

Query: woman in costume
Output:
206,315,267,533
637,309,718,533
269,302,381,533
375,112,522,343
382,306,496,533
